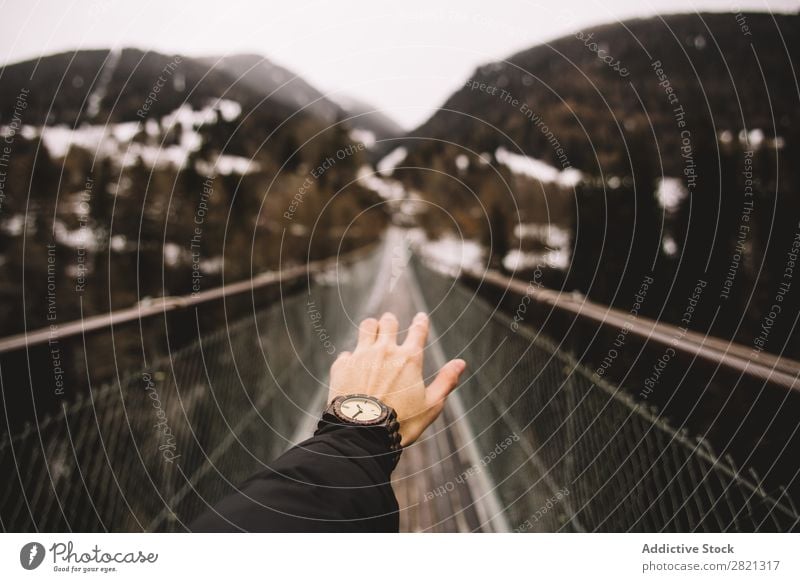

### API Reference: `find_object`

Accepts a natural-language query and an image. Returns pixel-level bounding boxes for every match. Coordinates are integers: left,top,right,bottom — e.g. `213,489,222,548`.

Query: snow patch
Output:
504,247,569,271
163,243,182,267
662,235,678,256
200,255,224,274
109,235,128,252
377,147,407,176
2,214,29,236
37,125,116,159
145,119,160,136
420,236,485,272
215,99,242,122
163,103,218,128
53,220,98,251
350,128,376,148
655,177,688,212
112,122,141,143
357,166,406,200
495,147,581,187
17,100,235,171
513,223,570,248
746,129,765,147
195,154,260,176
508,222,571,271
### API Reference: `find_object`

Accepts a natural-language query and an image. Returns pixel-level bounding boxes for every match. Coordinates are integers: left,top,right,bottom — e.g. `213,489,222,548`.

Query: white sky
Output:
1,0,798,129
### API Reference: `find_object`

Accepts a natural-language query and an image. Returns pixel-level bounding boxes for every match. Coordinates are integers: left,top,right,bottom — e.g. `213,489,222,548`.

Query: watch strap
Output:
320,396,402,470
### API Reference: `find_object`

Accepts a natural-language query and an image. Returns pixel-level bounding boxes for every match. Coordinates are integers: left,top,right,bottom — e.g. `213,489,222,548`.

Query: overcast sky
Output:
2,0,798,129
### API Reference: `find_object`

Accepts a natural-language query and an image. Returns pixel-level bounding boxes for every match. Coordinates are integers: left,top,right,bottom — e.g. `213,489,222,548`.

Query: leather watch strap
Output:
320,395,403,470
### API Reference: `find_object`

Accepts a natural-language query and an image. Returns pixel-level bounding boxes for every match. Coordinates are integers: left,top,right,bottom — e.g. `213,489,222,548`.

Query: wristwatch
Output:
321,394,402,468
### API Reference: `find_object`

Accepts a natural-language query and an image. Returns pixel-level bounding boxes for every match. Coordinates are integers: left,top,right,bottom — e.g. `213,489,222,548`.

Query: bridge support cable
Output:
2,228,800,532
411,251,800,532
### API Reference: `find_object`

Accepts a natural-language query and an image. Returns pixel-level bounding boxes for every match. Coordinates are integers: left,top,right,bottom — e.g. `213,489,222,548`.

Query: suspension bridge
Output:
1,228,799,532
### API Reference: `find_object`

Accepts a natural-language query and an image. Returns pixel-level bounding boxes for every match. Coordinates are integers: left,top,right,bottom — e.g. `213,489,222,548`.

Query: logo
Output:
20,542,45,570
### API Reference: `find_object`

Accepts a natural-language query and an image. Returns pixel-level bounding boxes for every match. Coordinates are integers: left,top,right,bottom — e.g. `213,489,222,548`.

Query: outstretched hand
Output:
328,312,466,447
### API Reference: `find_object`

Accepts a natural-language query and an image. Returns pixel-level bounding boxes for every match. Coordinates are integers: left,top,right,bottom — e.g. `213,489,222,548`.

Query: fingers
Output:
426,359,467,406
376,312,398,345
357,318,379,348
358,312,424,351
402,312,429,352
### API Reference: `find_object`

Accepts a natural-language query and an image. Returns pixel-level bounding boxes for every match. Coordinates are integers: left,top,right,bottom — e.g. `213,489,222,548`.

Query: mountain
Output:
198,54,403,144
196,54,341,124
329,94,405,143
400,12,799,175
387,12,800,357
0,48,389,336
0,49,288,128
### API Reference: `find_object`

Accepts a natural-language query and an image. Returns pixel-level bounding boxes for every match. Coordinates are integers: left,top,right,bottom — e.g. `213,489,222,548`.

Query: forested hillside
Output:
0,49,389,335
387,12,800,356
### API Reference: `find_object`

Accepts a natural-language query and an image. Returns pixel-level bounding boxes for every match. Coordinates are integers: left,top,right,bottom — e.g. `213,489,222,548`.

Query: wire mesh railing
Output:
2,233,799,532
0,248,383,532
412,254,800,532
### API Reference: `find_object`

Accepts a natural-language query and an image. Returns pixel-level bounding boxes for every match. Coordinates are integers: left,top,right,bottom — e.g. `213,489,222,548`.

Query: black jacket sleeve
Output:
190,421,400,532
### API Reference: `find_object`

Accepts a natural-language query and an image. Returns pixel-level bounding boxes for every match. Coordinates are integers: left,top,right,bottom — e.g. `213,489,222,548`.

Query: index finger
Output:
402,312,429,351
356,317,379,349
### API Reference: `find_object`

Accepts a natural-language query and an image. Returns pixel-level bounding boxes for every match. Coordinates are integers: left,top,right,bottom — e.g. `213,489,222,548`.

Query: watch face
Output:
339,396,384,423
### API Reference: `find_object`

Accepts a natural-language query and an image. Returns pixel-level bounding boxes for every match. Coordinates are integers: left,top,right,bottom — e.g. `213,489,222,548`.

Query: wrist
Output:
319,394,402,471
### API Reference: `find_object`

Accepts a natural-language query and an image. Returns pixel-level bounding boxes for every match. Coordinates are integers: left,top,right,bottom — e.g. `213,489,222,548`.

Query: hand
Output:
328,312,467,447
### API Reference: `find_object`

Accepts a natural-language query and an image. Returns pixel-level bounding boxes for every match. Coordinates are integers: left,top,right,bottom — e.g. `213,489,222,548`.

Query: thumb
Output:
426,359,467,406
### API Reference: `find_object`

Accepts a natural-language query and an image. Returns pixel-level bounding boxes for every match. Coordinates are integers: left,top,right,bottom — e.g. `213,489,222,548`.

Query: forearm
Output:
190,423,399,532
191,311,464,532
